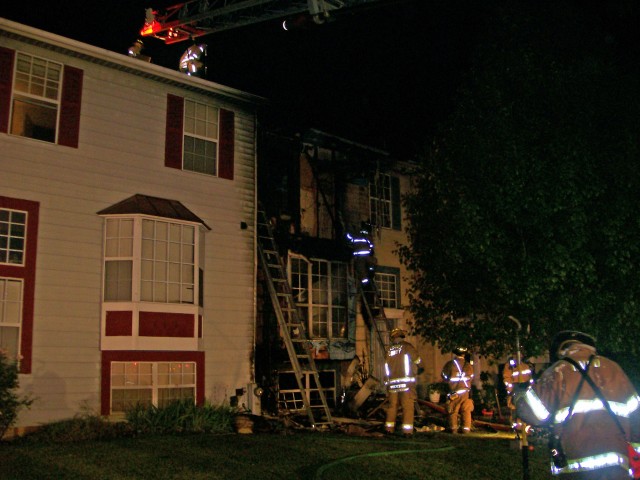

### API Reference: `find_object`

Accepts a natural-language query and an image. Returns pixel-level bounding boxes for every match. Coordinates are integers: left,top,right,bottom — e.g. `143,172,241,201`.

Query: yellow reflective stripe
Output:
404,354,411,376
388,376,416,384
554,394,640,424
525,388,551,422
551,452,627,475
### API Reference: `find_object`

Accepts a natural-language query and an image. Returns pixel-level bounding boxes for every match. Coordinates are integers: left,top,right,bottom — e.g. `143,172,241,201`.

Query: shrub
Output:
0,350,33,439
125,400,235,434
19,414,134,443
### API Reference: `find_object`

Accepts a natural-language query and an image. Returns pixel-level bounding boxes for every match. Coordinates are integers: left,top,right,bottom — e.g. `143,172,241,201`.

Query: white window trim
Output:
102,214,202,306
182,98,220,176
369,172,392,229
110,361,197,414
288,254,348,340
375,271,399,309
0,277,23,360
10,51,62,144
0,208,28,267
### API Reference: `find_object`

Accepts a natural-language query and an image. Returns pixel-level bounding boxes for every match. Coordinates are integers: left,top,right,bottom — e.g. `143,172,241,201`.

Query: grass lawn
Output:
0,428,550,479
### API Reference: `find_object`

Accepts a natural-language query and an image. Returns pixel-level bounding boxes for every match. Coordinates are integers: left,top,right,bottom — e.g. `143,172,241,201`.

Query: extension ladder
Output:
256,209,333,428
358,281,392,380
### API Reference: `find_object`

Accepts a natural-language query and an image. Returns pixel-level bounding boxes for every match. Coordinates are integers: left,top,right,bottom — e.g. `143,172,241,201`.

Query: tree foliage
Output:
0,351,33,439
399,1,640,362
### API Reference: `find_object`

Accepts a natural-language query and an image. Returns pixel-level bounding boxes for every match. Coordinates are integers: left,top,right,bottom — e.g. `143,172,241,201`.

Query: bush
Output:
18,414,134,443
125,399,236,434
0,350,33,439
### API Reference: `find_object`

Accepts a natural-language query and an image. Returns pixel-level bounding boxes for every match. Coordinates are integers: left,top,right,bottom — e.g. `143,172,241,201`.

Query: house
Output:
256,127,450,414
0,18,264,433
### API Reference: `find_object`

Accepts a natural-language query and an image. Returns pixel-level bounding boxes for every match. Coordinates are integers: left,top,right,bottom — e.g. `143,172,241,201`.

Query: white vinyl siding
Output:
2,25,257,427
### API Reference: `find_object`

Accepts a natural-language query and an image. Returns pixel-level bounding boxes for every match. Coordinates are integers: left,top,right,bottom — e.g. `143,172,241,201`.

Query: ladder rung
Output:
257,209,333,427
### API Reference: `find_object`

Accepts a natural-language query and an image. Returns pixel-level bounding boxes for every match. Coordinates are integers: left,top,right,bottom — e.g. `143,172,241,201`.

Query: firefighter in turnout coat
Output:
515,331,640,479
441,347,475,433
503,356,533,415
384,328,422,436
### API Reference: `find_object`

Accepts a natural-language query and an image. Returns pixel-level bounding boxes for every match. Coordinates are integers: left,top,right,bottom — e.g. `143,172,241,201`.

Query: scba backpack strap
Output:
563,356,640,479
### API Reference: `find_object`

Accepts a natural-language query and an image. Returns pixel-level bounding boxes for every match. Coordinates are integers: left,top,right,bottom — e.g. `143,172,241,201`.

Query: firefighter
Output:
441,347,475,434
515,330,640,479
503,356,533,414
384,327,423,436
346,222,376,286
346,222,378,312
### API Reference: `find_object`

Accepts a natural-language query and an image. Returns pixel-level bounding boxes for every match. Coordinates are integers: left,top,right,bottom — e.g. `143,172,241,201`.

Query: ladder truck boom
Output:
140,0,383,44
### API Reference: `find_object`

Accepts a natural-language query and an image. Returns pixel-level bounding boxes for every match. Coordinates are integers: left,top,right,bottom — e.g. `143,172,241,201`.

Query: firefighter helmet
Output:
390,328,406,339
550,330,596,362
453,347,468,357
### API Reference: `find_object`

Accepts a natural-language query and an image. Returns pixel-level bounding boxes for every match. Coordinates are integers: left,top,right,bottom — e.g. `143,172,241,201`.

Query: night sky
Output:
2,0,485,157
3,1,637,158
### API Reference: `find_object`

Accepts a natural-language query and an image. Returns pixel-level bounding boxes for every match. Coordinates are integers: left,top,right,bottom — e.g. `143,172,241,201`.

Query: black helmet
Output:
550,330,596,362
453,347,467,357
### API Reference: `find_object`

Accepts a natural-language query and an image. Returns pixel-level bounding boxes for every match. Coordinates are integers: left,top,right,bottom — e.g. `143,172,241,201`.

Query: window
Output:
290,256,348,339
10,53,62,143
0,278,23,359
104,218,133,302
141,219,195,303
0,198,38,373
110,361,196,413
369,173,402,230
0,48,83,147
375,270,400,309
183,99,219,175
278,370,336,411
370,173,392,228
164,94,235,179
103,217,198,305
0,209,26,265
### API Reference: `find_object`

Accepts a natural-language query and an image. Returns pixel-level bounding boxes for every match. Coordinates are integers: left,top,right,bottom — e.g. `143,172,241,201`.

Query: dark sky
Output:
2,0,484,157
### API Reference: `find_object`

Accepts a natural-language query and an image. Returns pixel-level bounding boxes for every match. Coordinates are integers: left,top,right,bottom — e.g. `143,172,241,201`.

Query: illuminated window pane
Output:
0,209,27,265
10,53,61,143
183,99,218,176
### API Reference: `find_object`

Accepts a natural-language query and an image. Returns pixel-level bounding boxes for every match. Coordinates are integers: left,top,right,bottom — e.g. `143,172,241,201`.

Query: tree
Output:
399,1,640,365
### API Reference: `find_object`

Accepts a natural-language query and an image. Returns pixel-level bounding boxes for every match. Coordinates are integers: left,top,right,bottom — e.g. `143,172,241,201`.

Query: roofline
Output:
0,18,267,107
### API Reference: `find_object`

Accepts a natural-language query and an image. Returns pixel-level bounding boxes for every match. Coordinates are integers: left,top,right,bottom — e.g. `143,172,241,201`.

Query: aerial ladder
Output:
140,0,386,44
256,208,333,428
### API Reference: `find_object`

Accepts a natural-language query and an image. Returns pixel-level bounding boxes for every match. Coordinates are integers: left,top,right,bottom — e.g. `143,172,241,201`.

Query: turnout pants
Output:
385,389,416,435
446,392,473,432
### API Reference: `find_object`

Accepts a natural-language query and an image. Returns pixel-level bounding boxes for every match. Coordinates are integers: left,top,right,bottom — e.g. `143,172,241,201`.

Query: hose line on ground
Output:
314,445,455,479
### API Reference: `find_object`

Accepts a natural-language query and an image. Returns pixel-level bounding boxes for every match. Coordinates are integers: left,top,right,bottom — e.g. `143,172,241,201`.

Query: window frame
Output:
374,267,401,309
109,360,197,414
0,47,83,148
182,98,220,176
0,277,23,360
369,172,392,229
0,197,39,374
164,94,235,180
9,52,62,144
102,215,202,306
289,254,348,340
